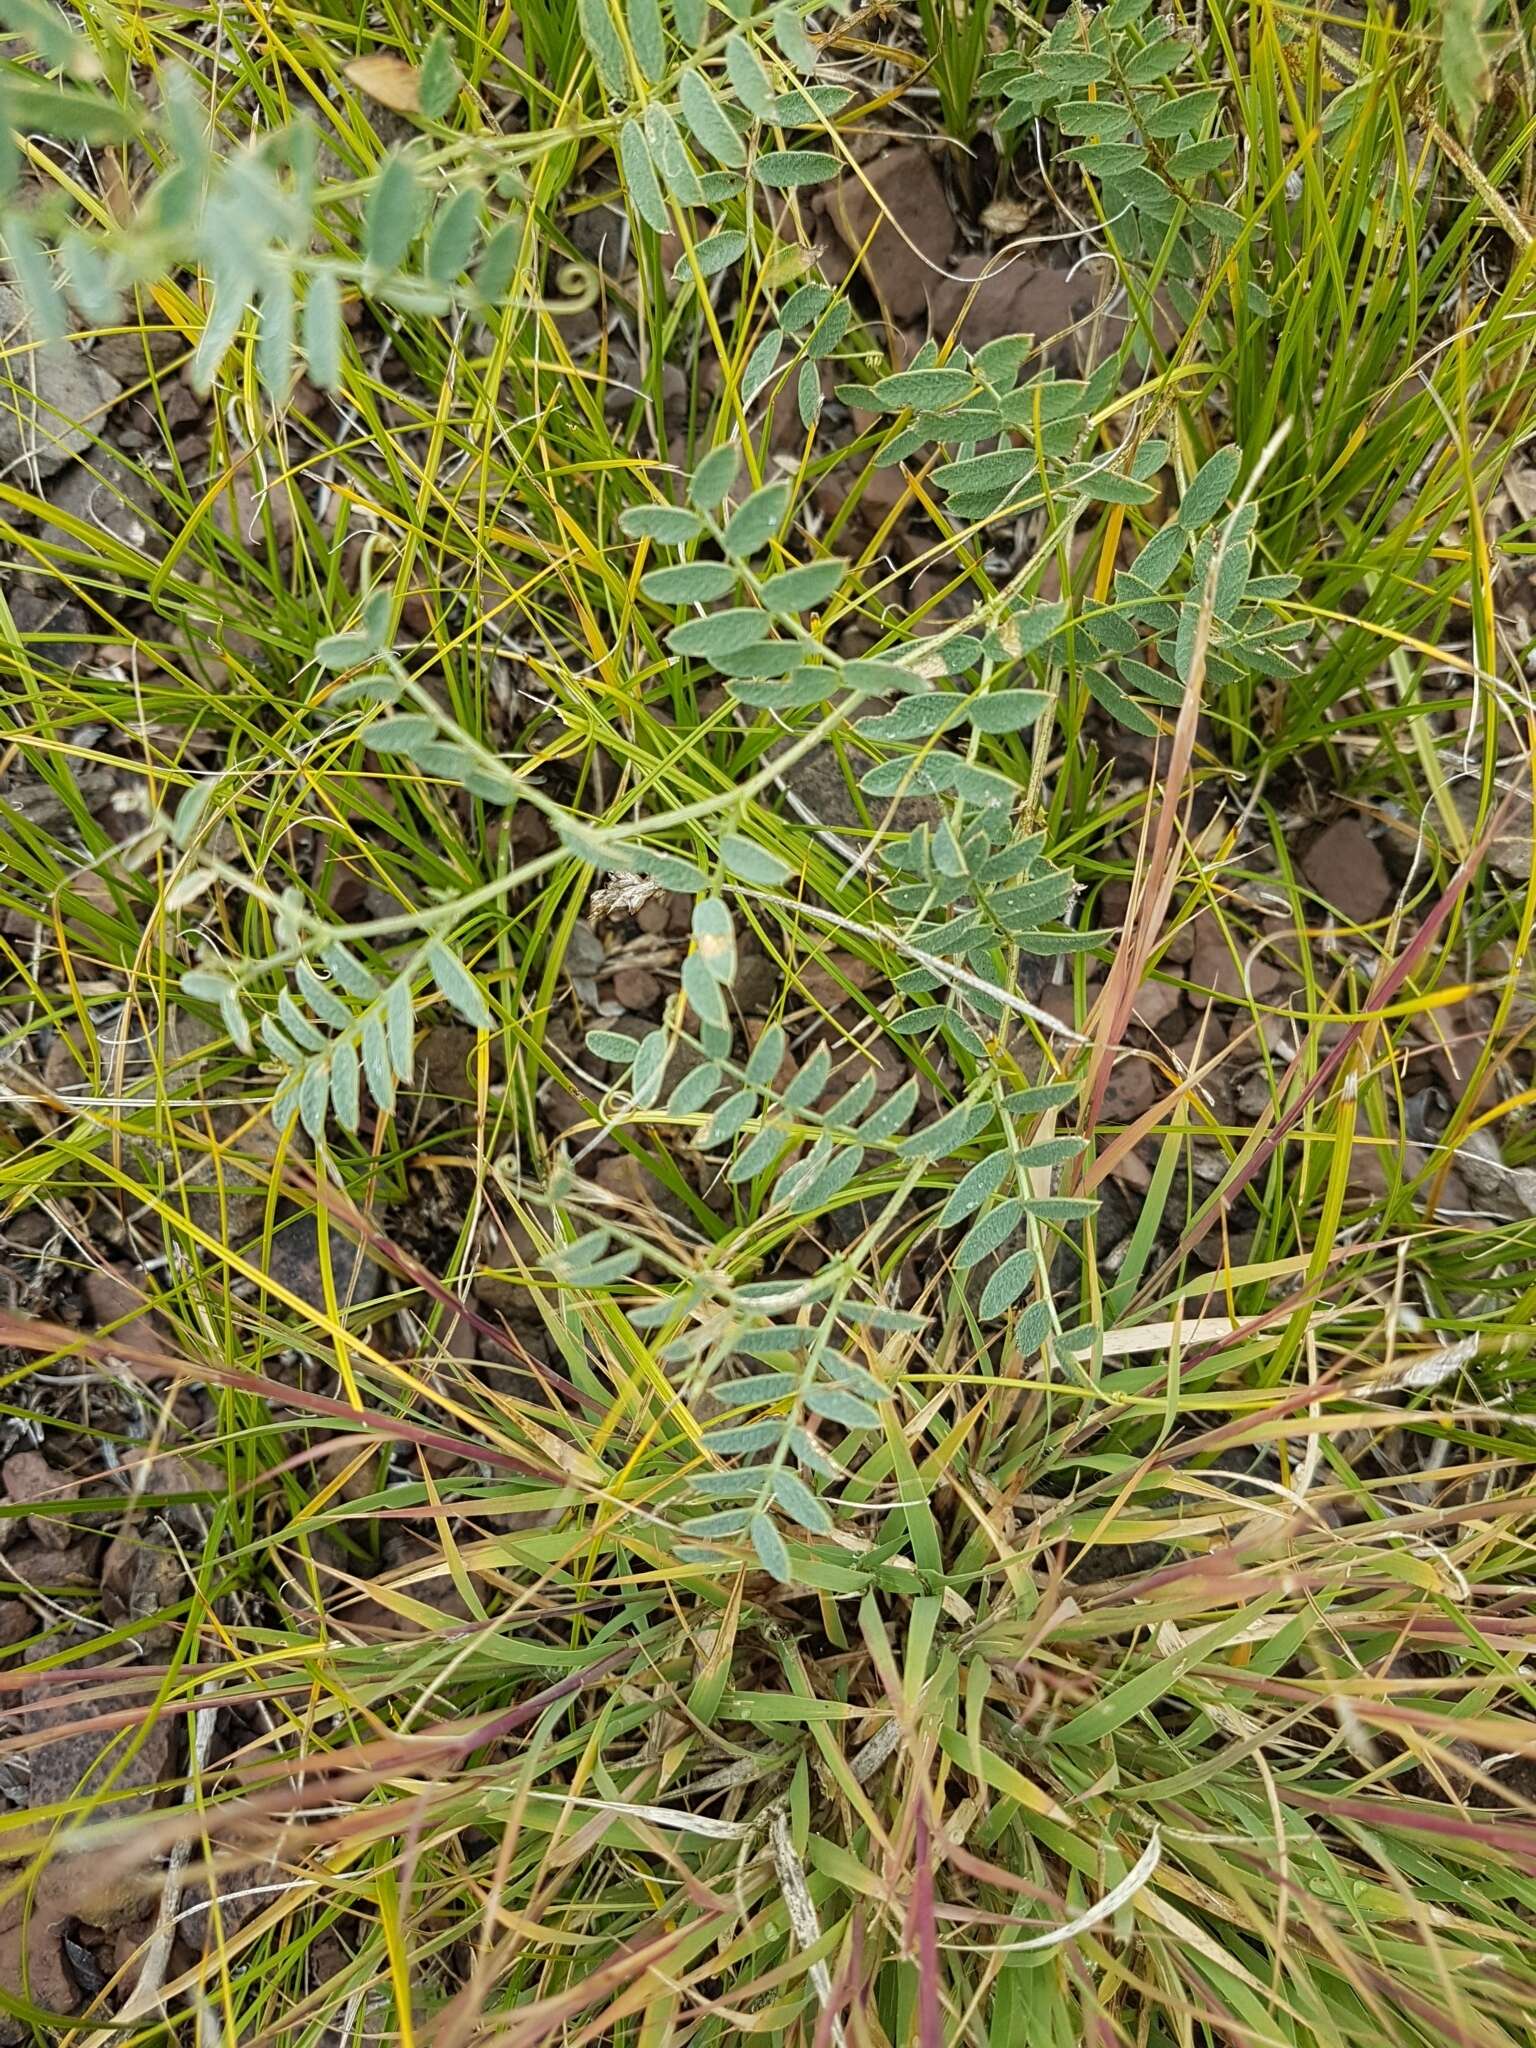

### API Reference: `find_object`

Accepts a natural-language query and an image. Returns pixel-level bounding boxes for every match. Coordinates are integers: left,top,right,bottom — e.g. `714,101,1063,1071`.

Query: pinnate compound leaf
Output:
667,608,765,657
330,1037,361,1131
979,1255,1047,1323
418,27,461,117
956,1198,1026,1270
678,67,746,167
427,942,492,1030
577,0,628,95
689,442,740,509
621,503,705,544
804,1386,880,1430
720,833,790,885
1179,445,1243,530
724,32,774,118
363,151,421,274
1442,0,1494,135
301,270,343,391
760,560,844,612
772,1468,831,1532
940,1152,1010,1228
722,481,791,558
628,0,666,81
756,149,838,189
749,1511,791,1581
619,119,669,233
745,1024,786,1088
641,562,738,604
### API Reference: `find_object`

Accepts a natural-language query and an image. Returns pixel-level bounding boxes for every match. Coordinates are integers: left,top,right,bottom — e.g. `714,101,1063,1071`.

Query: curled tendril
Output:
513,260,598,319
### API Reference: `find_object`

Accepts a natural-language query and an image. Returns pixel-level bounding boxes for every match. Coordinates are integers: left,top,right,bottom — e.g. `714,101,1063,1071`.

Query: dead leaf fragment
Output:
345,54,422,113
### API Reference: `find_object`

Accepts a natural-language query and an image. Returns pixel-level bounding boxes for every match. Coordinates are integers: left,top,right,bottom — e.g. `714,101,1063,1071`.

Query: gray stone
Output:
264,1215,383,1313
7,587,91,670
0,285,122,480
38,449,163,573
776,730,938,839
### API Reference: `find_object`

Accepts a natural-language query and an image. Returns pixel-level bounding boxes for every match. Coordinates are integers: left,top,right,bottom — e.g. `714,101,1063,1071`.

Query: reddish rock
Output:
1035,983,1081,1030
590,1152,693,1228
2,1453,75,1552
826,146,955,319
733,944,781,1015
418,1023,480,1103
1110,1143,1154,1194
1102,1054,1156,1123
82,1265,177,1371
610,965,662,1010
1187,912,1283,1001
928,254,1089,358
1129,977,1182,1032
1172,1010,1228,1074
799,953,877,1010
1302,818,1392,926
1347,1137,1397,1198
